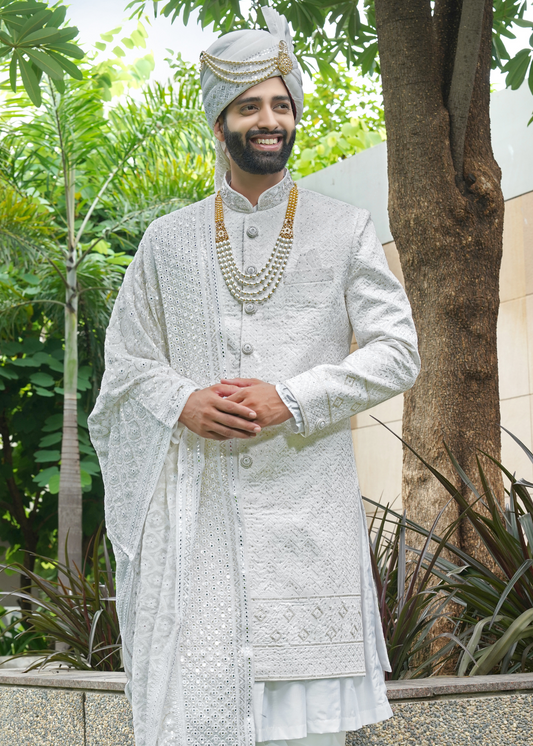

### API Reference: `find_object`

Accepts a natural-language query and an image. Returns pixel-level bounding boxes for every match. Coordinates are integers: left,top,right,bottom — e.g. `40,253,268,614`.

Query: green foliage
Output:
289,65,385,178
0,0,84,106
2,527,122,671
89,20,154,101
365,497,459,680
429,433,533,676
127,0,377,77
493,1,533,95
1,54,213,266
0,181,54,260
0,47,213,564
0,49,213,362
380,423,533,677
0,606,47,656
0,333,101,561
126,0,533,85
494,0,533,102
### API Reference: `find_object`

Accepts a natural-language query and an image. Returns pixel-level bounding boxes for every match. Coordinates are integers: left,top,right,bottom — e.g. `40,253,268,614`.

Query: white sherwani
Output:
88,171,420,746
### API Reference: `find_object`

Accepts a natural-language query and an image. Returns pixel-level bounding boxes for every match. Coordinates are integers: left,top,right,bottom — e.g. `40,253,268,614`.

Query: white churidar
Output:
88,171,419,745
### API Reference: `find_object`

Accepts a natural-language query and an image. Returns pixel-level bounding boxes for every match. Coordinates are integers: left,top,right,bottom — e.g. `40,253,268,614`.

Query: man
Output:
89,9,420,746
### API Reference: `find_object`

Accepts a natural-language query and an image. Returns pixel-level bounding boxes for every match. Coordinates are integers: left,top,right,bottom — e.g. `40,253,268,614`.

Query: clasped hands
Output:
178,378,292,441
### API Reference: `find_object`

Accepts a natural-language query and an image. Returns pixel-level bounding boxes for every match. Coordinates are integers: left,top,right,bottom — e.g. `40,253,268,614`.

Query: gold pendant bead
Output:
215,185,298,306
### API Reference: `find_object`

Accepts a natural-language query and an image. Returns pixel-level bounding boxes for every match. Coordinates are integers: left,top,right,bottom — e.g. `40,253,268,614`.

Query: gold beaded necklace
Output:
215,184,298,306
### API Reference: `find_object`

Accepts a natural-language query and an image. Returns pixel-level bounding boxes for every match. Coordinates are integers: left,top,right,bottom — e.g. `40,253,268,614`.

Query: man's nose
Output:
256,106,279,130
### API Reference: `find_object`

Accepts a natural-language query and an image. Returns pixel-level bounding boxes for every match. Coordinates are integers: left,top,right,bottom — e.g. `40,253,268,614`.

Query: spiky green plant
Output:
0,526,121,671
365,496,461,679
379,421,533,676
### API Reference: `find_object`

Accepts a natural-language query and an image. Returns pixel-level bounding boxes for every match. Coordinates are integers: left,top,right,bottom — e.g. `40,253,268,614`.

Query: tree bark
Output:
373,0,505,558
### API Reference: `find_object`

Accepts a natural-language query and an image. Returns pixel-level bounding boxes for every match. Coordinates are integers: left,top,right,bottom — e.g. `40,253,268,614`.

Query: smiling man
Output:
89,9,420,746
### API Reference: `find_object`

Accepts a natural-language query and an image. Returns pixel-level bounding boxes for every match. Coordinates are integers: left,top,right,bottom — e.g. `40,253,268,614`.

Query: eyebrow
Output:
234,94,291,106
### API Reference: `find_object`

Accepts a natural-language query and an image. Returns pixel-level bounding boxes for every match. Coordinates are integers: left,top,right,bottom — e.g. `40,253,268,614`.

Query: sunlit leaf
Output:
24,48,64,80
16,52,42,106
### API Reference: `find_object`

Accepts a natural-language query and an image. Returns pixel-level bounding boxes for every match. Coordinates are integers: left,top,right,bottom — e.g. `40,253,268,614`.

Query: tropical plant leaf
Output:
24,48,64,79
16,52,41,106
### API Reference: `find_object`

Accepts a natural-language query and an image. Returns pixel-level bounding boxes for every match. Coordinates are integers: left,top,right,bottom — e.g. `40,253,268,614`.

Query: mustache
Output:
245,129,288,142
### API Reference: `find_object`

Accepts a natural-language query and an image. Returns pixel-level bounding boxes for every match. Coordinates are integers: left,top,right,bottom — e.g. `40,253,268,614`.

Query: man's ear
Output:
214,116,225,143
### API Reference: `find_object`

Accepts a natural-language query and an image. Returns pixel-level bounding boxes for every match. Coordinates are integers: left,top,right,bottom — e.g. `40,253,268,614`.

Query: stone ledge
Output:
1,669,532,699
0,669,127,692
385,672,533,700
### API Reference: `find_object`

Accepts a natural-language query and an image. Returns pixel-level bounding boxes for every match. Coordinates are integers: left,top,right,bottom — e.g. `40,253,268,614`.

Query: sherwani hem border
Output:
254,640,366,680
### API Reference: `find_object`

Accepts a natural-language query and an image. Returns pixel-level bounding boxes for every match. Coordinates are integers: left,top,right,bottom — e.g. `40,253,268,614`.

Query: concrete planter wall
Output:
0,670,532,745
0,670,130,746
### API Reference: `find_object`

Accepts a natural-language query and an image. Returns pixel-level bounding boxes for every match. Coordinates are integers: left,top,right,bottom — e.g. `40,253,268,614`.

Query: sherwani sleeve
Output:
88,226,198,558
282,210,420,438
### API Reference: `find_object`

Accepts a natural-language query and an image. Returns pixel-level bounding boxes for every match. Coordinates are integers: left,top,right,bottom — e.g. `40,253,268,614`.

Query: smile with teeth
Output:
250,134,283,149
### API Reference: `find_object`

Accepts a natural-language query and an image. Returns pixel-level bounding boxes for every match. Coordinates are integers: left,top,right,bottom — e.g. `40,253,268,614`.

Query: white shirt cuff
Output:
276,383,304,434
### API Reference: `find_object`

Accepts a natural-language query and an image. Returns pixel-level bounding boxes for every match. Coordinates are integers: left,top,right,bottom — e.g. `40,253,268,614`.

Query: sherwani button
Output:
246,226,259,238
240,455,253,468
245,303,257,315
242,343,254,355
318,420,326,430
246,265,257,275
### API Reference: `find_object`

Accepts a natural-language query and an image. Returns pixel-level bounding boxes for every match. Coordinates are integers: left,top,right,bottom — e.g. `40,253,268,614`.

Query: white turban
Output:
199,8,304,190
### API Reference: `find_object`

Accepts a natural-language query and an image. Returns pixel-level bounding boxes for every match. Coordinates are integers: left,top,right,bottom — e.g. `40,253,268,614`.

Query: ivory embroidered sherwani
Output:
88,171,420,746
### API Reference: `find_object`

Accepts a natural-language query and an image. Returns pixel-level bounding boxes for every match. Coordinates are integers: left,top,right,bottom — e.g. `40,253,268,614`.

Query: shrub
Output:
365,496,461,679
1,527,121,671
0,607,47,657
389,425,533,676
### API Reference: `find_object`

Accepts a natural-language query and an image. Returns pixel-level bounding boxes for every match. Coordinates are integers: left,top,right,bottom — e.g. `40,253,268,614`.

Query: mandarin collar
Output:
219,170,295,213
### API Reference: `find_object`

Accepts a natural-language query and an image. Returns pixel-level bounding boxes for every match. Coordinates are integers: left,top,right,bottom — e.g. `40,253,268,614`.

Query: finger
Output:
215,396,255,417
224,390,249,404
220,378,259,387
214,413,261,433
204,431,227,441
212,384,242,397
210,424,257,439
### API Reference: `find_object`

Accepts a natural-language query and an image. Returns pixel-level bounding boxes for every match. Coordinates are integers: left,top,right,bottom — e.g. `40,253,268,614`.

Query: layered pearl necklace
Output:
215,184,298,306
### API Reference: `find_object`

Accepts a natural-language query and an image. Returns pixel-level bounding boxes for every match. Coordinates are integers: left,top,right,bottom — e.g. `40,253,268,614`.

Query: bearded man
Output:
89,9,420,746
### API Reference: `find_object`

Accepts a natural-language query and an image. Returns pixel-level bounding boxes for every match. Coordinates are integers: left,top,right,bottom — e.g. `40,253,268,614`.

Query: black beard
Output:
222,122,296,175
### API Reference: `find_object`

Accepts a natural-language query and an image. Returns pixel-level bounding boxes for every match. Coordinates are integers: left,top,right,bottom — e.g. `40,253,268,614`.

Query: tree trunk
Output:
374,0,505,558
58,170,82,573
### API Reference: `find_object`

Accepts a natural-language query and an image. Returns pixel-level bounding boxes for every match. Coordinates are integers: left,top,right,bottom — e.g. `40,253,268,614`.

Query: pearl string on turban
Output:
199,8,304,190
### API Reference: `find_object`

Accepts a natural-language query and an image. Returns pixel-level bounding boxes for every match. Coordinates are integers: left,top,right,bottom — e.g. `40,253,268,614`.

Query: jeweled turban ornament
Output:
200,40,293,85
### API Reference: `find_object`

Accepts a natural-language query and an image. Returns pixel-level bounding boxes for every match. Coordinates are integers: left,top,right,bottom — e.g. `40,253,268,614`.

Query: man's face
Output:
214,77,296,175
